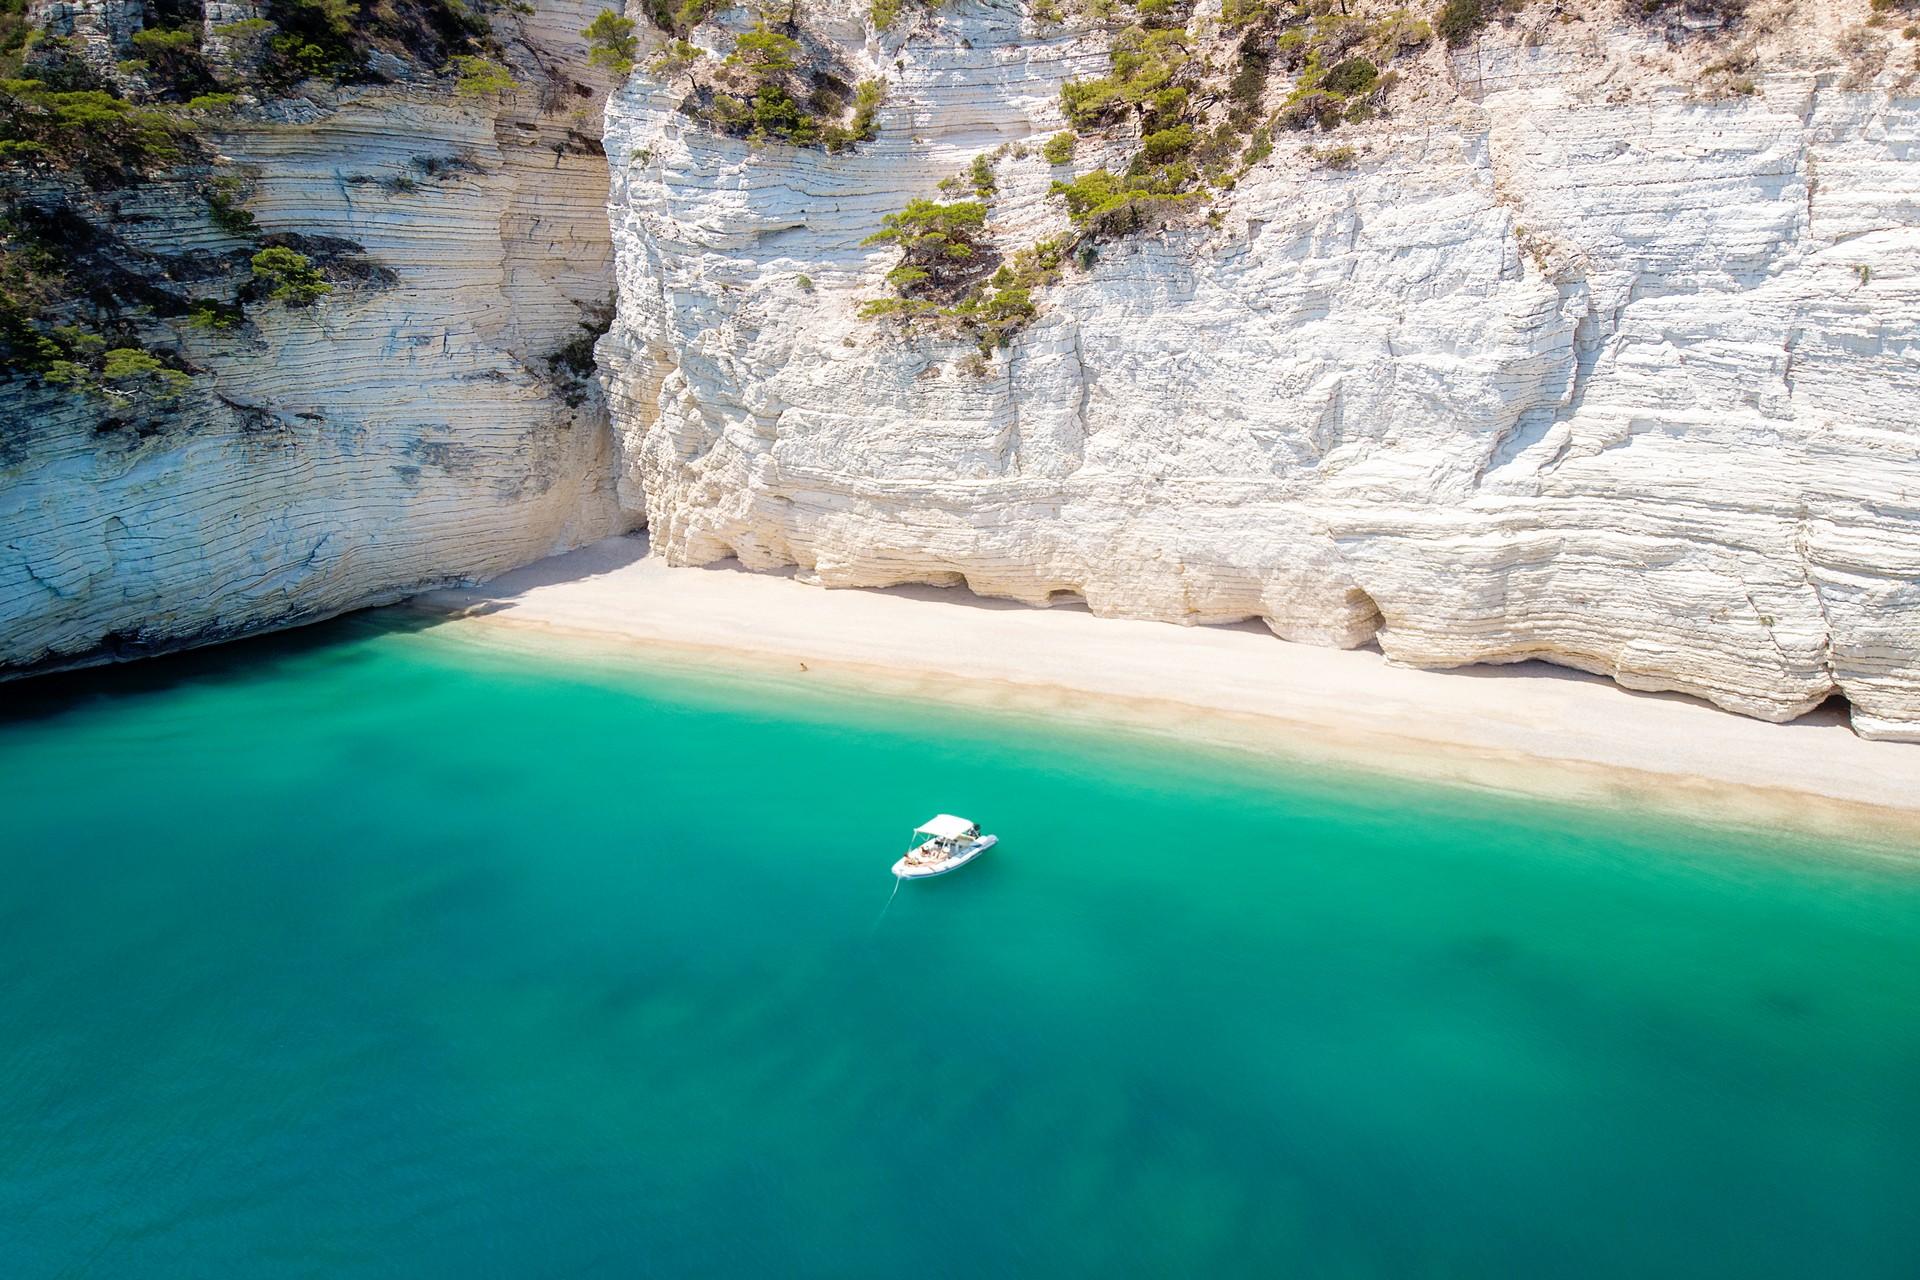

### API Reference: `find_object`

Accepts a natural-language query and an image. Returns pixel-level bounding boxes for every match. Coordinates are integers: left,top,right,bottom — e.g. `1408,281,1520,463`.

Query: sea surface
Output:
3,614,1918,1278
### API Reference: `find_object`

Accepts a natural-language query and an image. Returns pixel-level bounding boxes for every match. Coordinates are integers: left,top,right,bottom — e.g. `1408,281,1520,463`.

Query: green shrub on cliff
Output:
641,0,717,35
0,261,192,400
2,200,177,392
861,199,990,286
451,55,516,97
250,247,331,306
33,344,190,400
127,24,218,98
725,23,801,78
252,0,498,88
0,78,183,176
829,79,887,151
214,17,276,68
872,0,954,30
664,21,885,151
101,346,191,397
1,269,82,382
1141,123,1194,160
648,39,700,78
0,0,30,80
204,177,257,235
1060,24,1192,128
1433,0,1479,44
585,11,638,76
1049,166,1198,234
860,232,1067,357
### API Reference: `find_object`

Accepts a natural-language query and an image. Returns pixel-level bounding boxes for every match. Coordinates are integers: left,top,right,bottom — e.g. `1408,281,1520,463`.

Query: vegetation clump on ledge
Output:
870,0,955,33
856,146,1075,359
638,0,719,37
1049,167,1200,234
0,0,516,166
450,55,517,97
1,0,523,409
860,232,1066,359
598,8,889,153
0,196,204,404
862,199,990,287
585,11,639,76
0,76,185,176
249,246,332,306
855,0,1450,356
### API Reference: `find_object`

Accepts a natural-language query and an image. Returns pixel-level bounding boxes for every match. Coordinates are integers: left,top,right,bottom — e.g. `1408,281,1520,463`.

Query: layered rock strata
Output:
602,1,1920,738
0,1,639,674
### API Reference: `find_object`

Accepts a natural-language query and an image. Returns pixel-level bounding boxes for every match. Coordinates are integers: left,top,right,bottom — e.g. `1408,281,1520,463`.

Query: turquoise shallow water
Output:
2,614,1919,1278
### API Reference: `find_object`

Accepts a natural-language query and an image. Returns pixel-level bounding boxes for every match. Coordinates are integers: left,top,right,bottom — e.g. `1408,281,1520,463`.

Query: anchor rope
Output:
871,874,904,933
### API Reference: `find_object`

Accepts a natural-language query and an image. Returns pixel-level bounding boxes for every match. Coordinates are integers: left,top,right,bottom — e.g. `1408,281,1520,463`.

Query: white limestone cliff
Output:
0,0,640,673
601,0,1920,739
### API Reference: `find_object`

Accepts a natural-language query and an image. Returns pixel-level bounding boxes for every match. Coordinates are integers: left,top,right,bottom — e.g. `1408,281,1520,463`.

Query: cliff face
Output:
601,0,1920,739
0,0,638,673
8,0,1919,743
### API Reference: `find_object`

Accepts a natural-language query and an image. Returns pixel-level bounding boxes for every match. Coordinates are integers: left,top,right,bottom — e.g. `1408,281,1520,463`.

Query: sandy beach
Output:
412,535,1920,845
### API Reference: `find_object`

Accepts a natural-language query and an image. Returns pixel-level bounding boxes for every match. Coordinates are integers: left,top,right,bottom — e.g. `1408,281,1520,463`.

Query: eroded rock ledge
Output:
602,0,1920,739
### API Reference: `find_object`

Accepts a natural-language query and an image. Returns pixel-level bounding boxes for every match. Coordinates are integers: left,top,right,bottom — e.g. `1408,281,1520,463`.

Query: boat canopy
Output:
915,814,976,840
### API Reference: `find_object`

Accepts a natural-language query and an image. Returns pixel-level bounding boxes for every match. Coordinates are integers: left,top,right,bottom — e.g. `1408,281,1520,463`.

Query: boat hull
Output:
892,834,997,879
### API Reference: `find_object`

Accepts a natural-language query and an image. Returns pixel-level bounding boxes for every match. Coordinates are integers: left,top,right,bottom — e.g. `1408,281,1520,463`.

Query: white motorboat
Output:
892,814,997,879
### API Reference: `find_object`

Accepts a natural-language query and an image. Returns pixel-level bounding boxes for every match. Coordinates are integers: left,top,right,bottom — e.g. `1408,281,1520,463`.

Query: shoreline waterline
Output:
405,536,1920,853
